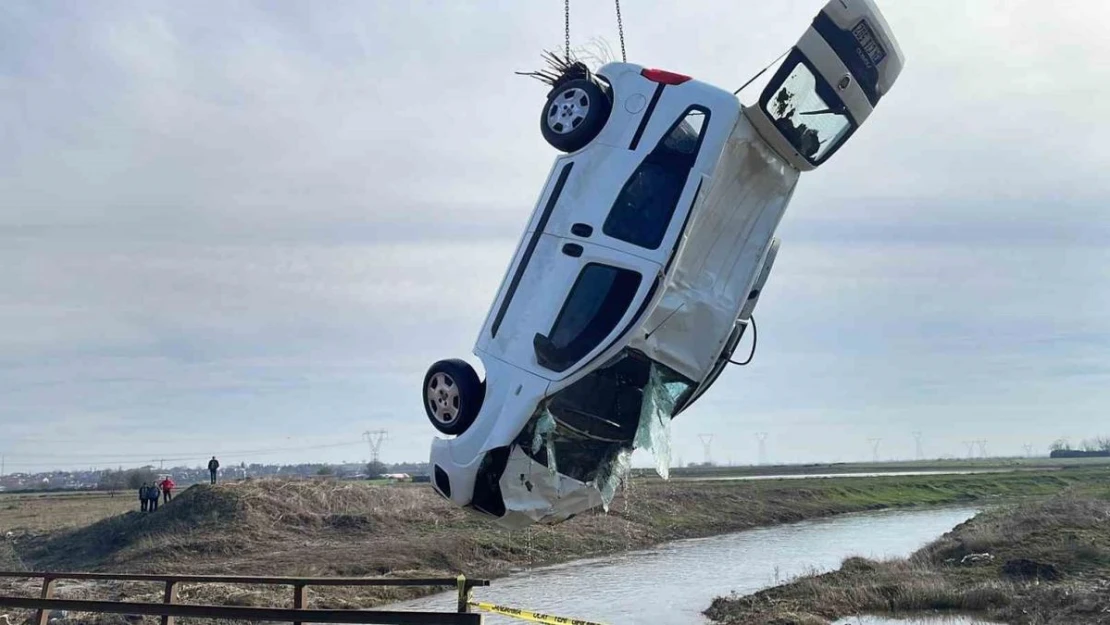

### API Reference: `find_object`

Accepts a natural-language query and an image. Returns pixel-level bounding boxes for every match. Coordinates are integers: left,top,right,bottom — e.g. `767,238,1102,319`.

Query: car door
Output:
484,230,660,382
540,83,738,271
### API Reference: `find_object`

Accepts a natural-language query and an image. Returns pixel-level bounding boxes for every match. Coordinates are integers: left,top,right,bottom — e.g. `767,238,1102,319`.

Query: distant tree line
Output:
96,467,158,491
83,460,427,493
1049,437,1110,458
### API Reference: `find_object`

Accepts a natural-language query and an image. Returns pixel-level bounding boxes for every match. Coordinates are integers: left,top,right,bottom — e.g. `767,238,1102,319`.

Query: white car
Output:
424,0,904,529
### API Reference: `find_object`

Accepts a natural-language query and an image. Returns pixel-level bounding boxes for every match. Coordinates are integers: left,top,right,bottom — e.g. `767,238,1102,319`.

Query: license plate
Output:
851,20,886,65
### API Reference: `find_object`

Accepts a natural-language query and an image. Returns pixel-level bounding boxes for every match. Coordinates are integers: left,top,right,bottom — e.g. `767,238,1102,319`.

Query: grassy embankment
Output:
660,455,1110,479
705,483,1110,625
0,468,1105,619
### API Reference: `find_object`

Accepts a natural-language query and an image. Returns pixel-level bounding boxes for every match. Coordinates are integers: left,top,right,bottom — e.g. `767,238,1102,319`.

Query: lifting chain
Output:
564,0,571,59
614,0,626,62
563,0,627,62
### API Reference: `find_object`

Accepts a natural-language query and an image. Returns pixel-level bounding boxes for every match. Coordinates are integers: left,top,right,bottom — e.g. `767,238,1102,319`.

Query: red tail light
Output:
641,68,692,85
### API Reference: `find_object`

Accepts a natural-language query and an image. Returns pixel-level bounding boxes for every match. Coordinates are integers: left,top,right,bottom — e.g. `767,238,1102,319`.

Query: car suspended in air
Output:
423,0,905,529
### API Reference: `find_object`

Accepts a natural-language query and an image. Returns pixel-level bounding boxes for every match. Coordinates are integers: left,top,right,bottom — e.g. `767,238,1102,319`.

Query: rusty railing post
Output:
160,580,178,625
456,574,470,613
292,582,307,625
34,576,56,625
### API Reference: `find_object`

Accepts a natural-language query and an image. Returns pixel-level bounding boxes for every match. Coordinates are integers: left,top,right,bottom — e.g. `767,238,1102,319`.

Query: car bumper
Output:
493,445,604,529
430,440,603,530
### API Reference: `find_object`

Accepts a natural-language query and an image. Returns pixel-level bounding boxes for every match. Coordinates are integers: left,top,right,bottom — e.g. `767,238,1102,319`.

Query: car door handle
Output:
561,243,583,257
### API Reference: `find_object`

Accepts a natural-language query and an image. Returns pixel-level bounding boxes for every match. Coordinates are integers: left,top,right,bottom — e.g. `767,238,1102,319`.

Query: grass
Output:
0,468,1106,624
0,491,136,535
704,483,1110,624
659,454,1110,479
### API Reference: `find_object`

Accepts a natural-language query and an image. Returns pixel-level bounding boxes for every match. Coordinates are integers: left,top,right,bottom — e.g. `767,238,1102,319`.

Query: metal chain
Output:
564,0,571,59
614,0,626,62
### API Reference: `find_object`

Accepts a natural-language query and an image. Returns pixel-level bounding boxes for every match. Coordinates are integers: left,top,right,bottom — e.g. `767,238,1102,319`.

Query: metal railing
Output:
0,571,488,625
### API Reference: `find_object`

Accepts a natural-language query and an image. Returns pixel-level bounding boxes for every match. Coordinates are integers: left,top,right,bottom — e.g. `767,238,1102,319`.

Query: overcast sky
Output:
2,1,1108,473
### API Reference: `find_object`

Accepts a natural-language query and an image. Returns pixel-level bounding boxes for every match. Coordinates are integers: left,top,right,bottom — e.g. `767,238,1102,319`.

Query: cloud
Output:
1,0,1108,470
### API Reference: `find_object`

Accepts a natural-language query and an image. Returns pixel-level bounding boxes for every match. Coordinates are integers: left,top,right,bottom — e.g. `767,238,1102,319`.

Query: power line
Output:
976,439,988,459
0,440,367,470
0,440,364,462
363,430,388,464
698,434,713,466
963,440,976,459
755,432,768,466
867,438,881,463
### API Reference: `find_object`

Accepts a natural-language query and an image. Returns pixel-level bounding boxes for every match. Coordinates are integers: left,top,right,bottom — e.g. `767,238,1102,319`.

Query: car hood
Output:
628,114,800,383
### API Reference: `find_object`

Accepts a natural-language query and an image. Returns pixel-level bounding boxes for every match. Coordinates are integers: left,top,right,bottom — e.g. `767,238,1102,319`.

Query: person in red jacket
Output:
160,477,175,503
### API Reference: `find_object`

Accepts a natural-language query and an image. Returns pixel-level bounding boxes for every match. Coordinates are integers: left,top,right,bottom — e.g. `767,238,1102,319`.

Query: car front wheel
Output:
423,359,483,436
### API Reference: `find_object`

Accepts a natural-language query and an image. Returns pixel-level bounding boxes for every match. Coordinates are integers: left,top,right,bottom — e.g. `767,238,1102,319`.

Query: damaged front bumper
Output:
430,440,605,530
495,445,604,529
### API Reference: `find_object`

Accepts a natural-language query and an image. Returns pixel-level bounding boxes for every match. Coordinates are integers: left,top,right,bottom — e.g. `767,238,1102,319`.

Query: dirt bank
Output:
0,469,1102,622
704,485,1110,625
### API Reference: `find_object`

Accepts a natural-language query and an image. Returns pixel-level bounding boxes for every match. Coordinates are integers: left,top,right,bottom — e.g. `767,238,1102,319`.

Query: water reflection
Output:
389,507,978,625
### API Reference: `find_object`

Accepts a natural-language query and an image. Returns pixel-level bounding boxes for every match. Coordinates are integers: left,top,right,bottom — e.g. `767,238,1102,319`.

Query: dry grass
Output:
0,470,1104,624
0,492,135,535
705,488,1110,625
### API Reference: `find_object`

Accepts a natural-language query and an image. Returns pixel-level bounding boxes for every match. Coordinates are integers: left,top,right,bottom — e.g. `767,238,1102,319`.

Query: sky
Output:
1,1,1109,473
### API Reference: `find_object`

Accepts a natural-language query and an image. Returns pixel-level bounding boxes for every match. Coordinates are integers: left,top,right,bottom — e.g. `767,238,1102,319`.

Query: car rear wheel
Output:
540,78,612,153
423,359,483,436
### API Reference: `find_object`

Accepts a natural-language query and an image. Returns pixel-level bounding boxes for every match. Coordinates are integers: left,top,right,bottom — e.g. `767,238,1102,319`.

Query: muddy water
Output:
388,506,978,625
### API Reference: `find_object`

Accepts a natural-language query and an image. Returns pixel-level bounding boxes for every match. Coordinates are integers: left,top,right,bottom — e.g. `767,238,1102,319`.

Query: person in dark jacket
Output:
148,483,159,512
139,483,149,512
208,456,220,484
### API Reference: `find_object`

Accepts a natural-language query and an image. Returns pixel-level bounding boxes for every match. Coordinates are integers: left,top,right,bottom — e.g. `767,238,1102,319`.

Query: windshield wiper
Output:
800,107,845,117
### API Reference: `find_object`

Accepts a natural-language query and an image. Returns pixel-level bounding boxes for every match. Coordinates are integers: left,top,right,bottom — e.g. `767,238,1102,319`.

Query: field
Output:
0,466,1107,622
0,492,135,536
657,455,1110,479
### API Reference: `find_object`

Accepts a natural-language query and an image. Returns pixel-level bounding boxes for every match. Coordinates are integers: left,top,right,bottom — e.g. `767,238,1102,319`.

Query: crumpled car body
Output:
427,0,905,529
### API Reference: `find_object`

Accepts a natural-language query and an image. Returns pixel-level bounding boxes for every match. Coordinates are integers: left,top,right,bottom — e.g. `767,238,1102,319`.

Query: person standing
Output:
161,476,175,503
148,483,159,512
208,456,220,484
139,483,149,512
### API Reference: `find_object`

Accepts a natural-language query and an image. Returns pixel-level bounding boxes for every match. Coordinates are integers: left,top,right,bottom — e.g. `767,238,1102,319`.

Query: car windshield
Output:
762,59,854,163
516,349,693,483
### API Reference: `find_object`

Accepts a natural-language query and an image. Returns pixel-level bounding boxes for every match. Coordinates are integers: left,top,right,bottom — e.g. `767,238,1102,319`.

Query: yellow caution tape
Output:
468,601,609,625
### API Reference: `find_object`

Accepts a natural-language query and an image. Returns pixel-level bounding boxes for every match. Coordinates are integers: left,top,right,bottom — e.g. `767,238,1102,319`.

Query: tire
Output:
423,359,484,436
540,78,612,153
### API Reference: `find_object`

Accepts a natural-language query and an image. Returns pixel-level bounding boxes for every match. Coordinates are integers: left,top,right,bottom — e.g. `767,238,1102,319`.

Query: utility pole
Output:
363,430,388,464
912,431,923,461
1022,444,1034,458
976,439,988,459
963,441,976,459
867,438,882,463
698,434,714,466
756,432,768,466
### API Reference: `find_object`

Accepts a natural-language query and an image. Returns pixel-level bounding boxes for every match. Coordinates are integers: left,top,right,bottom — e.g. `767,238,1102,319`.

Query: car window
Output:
540,264,642,372
603,108,709,250
760,53,856,164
